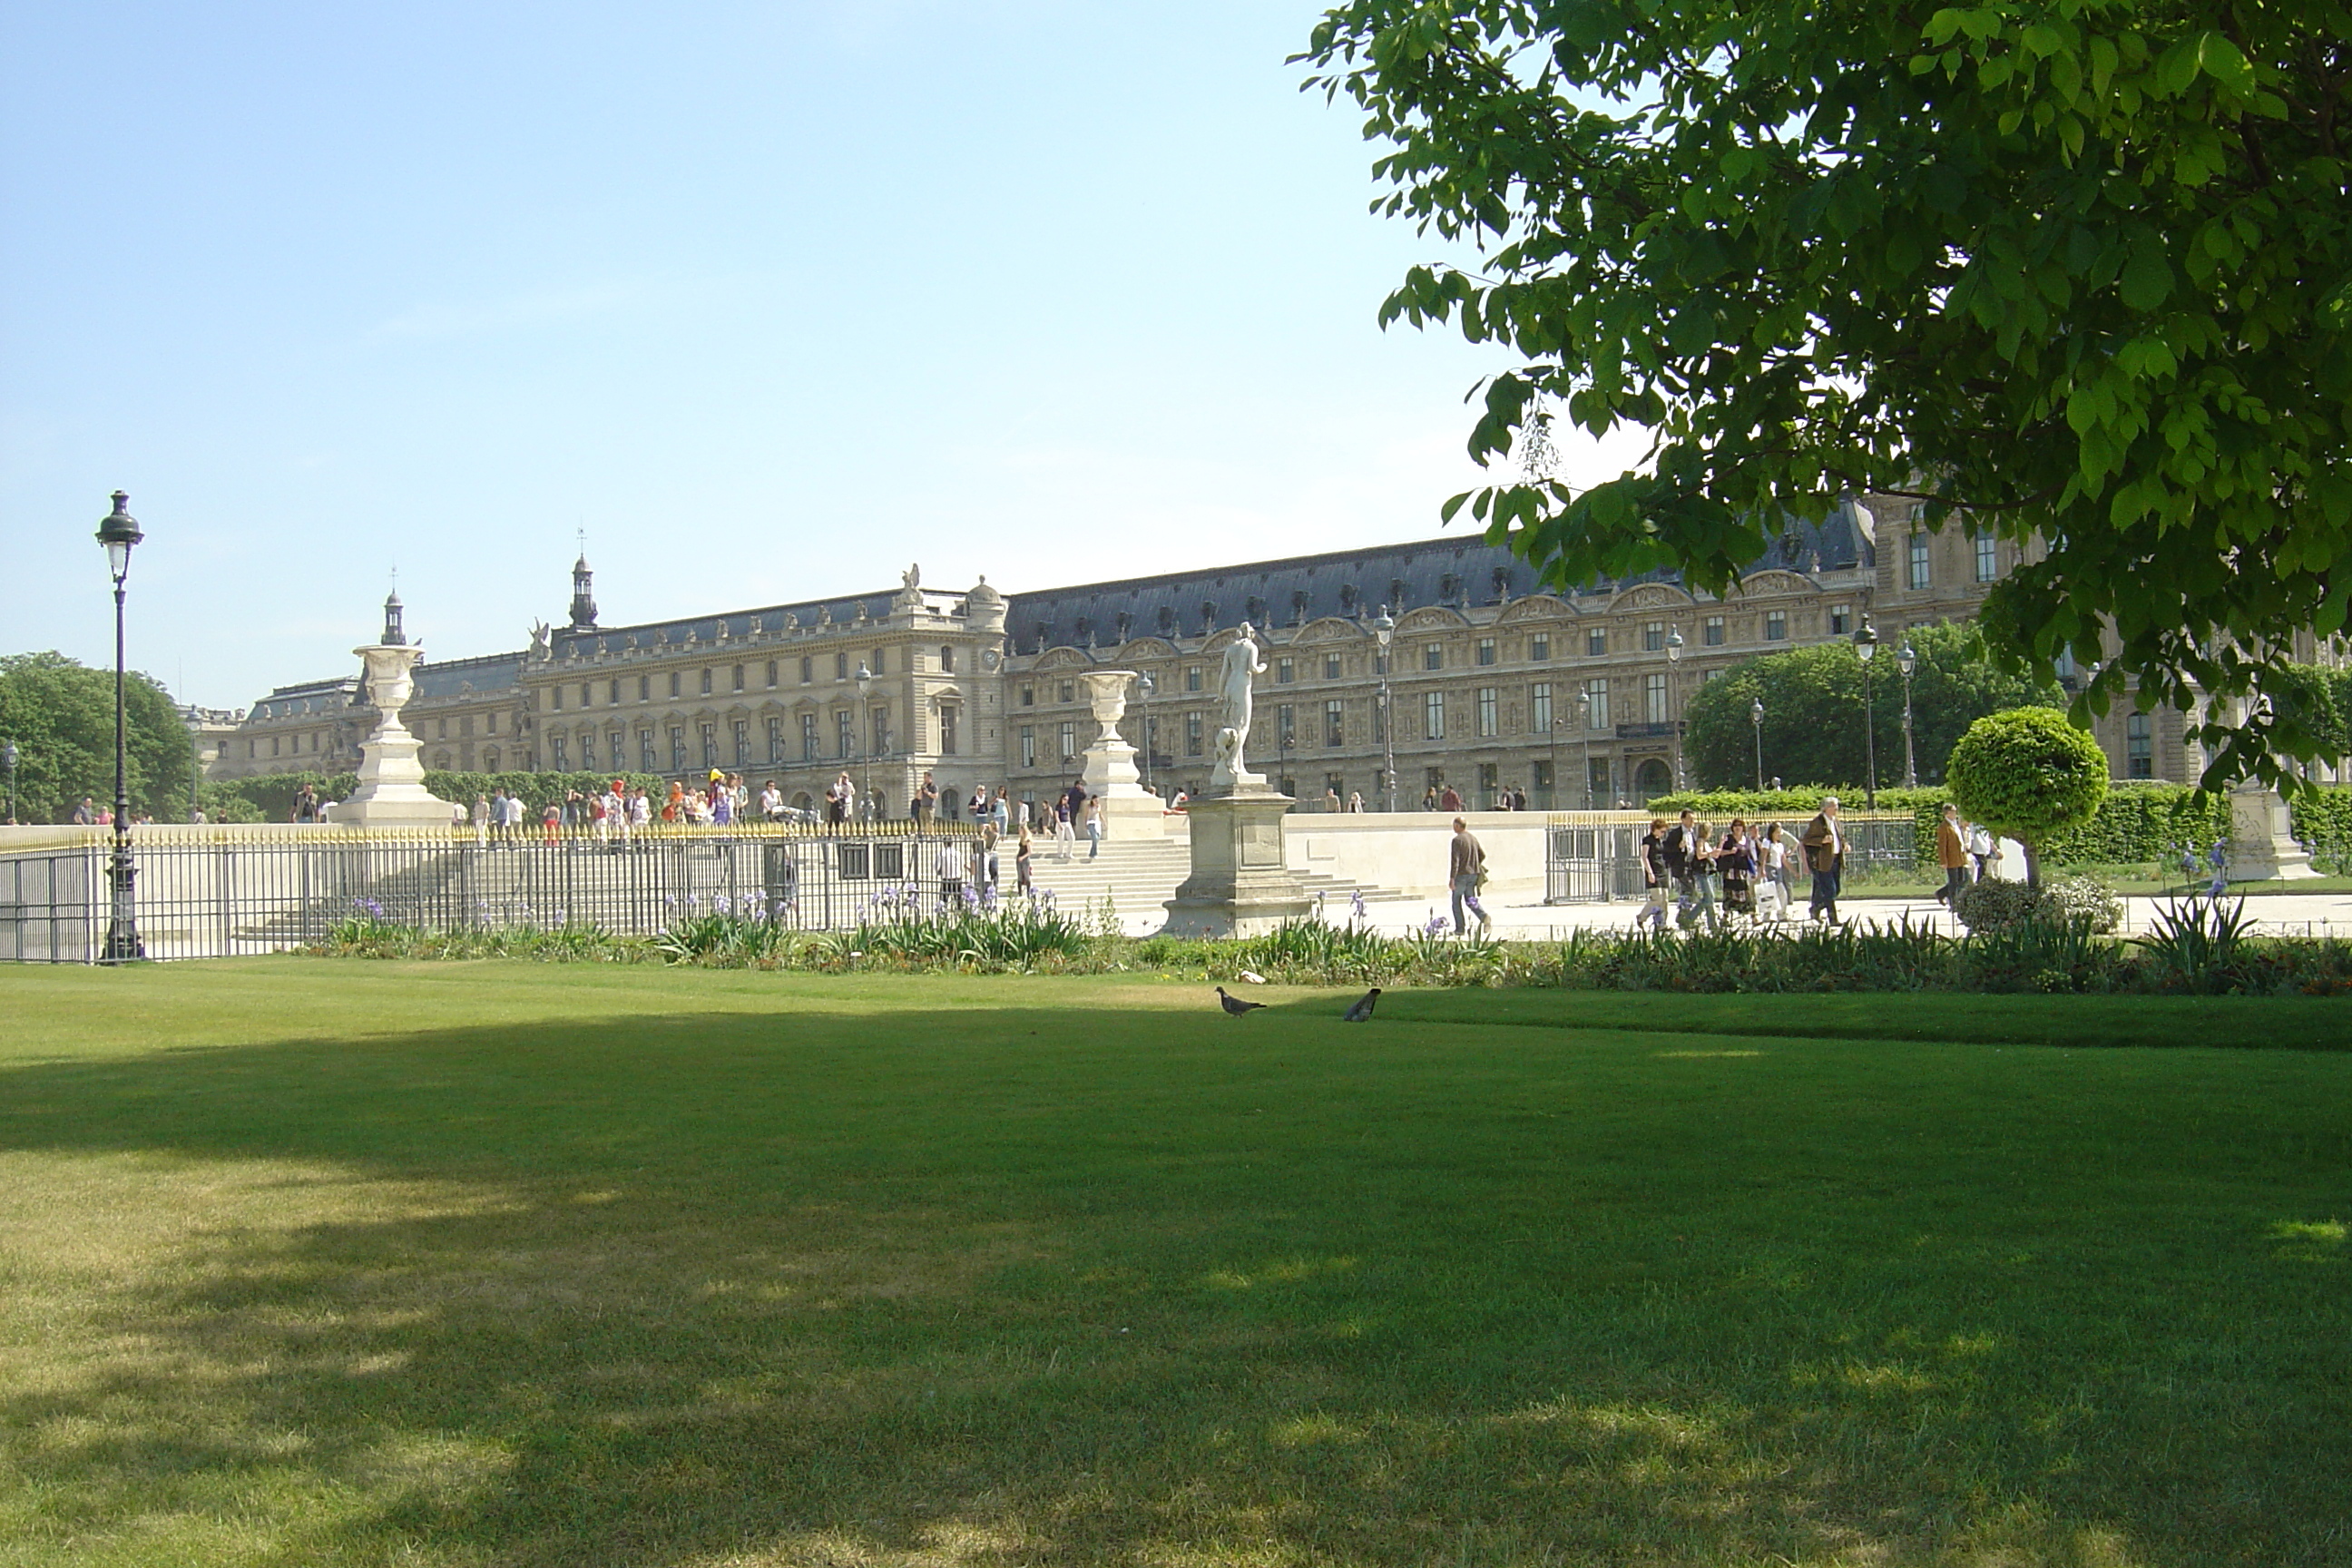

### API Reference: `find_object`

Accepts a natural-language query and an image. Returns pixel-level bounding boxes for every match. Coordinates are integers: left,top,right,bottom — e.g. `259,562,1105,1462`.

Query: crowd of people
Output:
1635,798,2000,933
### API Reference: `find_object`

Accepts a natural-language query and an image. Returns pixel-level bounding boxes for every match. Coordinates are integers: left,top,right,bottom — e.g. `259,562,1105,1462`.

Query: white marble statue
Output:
1210,625,1267,790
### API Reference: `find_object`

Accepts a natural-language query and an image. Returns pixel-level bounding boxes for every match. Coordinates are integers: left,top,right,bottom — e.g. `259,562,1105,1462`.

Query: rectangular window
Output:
1059,681,1075,703
670,671,681,698
836,710,854,759
870,649,885,676
487,711,498,733
1324,654,1342,681
732,720,749,764
1058,720,1077,761
731,665,745,692
2127,712,2153,778
1643,622,1665,652
1532,759,1553,809
1424,691,1445,740
701,723,718,767
1644,672,1668,724
1828,603,1851,635
1478,762,1499,809
1530,633,1550,662
1275,703,1296,748
552,686,564,711
764,719,781,764
1277,658,1293,684
577,730,594,769
834,652,848,681
551,735,567,769
1020,685,1035,707
1020,726,1036,768
1186,666,1203,692
637,675,650,701
578,683,591,708
1909,532,1932,591
1703,615,1725,646
870,706,888,756
765,661,779,688
1424,643,1443,671
1765,612,1788,642
800,713,818,761
1975,531,1999,583
1586,627,1607,658
671,726,687,770
1532,681,1553,732
1475,687,1495,738
940,703,960,755
799,657,812,684
1324,699,1344,748
606,680,619,704
1185,712,1204,756
1584,679,1610,730
1475,638,1496,667
642,730,659,771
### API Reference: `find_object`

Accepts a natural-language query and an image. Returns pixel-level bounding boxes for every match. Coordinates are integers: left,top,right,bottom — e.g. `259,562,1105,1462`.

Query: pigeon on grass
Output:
1215,986,1267,1015
1341,987,1382,1023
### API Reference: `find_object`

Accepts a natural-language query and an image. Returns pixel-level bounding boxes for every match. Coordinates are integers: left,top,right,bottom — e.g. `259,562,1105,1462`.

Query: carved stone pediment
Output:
1494,593,1572,623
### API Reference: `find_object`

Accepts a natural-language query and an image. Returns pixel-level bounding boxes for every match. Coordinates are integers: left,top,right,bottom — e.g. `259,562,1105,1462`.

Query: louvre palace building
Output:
206,495,2198,811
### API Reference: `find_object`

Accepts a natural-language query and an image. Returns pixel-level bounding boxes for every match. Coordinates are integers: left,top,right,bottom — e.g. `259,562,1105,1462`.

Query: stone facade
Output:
217,497,2321,805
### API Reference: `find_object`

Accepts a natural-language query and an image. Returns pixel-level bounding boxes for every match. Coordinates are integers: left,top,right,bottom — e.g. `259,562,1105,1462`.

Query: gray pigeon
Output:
1216,986,1266,1015
1341,987,1382,1023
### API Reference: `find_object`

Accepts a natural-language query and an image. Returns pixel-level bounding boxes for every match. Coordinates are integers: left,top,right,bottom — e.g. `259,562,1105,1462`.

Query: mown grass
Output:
0,960,2346,1567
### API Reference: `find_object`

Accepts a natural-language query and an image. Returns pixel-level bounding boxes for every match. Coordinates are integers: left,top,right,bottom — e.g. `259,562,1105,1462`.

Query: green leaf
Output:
2119,243,2173,311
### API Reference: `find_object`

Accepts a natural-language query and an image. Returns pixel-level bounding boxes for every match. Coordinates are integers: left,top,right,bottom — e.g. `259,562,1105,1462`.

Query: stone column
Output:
338,643,458,828
1161,784,1312,936
1077,669,1168,840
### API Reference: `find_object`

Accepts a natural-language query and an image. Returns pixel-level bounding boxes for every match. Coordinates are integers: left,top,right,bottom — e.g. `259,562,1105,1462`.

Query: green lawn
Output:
1,962,2346,1567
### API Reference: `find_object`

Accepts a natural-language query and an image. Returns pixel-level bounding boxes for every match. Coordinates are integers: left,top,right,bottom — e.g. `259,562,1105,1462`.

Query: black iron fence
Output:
0,822,977,963
1544,811,1919,904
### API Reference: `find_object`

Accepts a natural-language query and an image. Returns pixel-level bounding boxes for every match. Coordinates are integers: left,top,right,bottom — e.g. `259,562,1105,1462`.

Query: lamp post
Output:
1576,687,1593,808
96,491,145,963
1545,715,1562,812
854,662,874,822
1853,619,1879,808
1664,625,1685,789
1373,608,1396,811
4,738,17,825
1751,697,1765,791
1897,640,1919,788
1136,672,1155,797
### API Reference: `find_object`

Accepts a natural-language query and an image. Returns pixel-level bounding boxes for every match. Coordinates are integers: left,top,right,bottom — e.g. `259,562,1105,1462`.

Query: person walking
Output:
1965,817,1994,882
1347,790,1364,813
1447,817,1492,936
1634,816,1671,932
914,770,938,825
1718,818,1755,921
1800,796,1847,925
1758,822,1791,920
1935,803,1970,907
1054,797,1077,860
1015,822,1035,895
1324,786,1342,813
470,793,491,847
1084,794,1104,860
1439,782,1464,812
1422,784,1440,812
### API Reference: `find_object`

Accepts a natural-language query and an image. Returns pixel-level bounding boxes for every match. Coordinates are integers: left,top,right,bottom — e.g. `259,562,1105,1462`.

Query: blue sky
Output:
2,1,1642,709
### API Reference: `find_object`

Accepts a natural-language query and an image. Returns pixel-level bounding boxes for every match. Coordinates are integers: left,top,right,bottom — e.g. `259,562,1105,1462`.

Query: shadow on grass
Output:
1,1001,2347,1565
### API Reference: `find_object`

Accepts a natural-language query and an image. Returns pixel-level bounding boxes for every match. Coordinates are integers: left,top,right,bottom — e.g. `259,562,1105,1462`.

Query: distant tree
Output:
1945,708,2110,886
0,652,193,824
1683,621,2060,791
2259,663,2347,777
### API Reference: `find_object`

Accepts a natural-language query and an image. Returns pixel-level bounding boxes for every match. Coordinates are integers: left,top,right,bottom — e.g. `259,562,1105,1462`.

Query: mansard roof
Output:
998,506,1872,654
546,587,957,662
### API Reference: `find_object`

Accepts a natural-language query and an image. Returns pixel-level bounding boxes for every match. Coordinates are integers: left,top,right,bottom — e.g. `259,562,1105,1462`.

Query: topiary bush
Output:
1951,877,2039,933
1945,708,2110,886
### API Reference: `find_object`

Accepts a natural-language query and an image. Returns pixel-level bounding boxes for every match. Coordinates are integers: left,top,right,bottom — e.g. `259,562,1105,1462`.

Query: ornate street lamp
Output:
1575,686,1592,808
1664,625,1685,789
96,491,145,962
1372,608,1396,811
854,662,874,822
1897,640,1919,788
4,738,17,825
1750,697,1765,791
1853,619,1879,808
1136,671,1155,796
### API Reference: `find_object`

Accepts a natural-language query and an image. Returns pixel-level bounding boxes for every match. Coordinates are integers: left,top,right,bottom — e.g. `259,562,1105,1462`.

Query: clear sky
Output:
2,1,1643,710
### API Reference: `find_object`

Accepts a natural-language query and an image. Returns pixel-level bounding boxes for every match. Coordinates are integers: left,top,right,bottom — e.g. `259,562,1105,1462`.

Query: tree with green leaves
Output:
1302,0,2352,789
1683,620,2063,789
0,652,194,824
1946,707,2112,884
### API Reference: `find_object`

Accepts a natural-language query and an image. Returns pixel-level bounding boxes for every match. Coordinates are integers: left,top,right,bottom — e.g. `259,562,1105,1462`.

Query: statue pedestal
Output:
1077,669,1170,840
2229,785,2318,880
338,643,457,829
1161,787,1311,937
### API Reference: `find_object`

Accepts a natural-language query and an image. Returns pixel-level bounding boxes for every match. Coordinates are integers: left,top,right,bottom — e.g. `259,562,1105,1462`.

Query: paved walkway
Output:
1343,887,2352,941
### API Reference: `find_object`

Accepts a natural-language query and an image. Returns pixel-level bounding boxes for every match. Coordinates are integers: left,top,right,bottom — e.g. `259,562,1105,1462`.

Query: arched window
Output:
939,644,956,673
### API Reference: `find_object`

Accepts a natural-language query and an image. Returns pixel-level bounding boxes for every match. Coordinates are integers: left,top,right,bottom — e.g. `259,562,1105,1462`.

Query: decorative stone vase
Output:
338,643,458,828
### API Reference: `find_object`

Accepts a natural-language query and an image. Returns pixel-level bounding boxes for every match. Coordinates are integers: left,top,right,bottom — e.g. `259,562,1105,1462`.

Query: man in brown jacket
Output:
1935,803,1970,907
1798,796,1845,925
1448,817,1493,936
